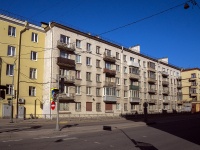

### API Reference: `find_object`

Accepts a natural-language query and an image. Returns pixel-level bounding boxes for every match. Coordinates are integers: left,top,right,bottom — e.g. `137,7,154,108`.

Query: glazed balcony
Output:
104,81,116,87
129,85,139,90
128,61,139,67
59,75,75,84
129,72,140,80
148,77,156,83
57,41,75,52
103,68,116,76
147,66,156,72
59,93,75,101
103,53,116,63
57,57,75,69
129,97,140,103
162,79,169,86
103,95,117,102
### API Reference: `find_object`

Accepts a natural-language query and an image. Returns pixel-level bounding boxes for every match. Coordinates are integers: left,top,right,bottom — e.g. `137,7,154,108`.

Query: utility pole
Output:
55,74,60,131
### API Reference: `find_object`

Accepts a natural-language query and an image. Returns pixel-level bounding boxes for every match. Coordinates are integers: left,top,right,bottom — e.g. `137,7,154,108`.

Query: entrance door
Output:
86,102,92,111
3,104,11,118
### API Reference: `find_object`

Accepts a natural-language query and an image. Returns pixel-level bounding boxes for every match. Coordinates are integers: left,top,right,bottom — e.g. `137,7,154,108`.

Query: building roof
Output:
182,68,200,72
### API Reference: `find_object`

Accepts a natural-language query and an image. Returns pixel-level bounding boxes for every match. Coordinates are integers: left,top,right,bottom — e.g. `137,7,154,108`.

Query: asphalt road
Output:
0,116,200,150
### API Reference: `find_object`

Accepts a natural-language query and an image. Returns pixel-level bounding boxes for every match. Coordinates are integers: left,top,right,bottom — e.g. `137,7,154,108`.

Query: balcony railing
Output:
177,76,182,80
104,81,116,87
59,75,75,84
148,88,157,94
129,73,140,80
189,77,196,81
163,100,169,104
162,79,169,86
177,83,182,88
161,71,169,77
190,92,197,97
129,97,140,103
148,77,156,83
103,53,116,63
57,57,75,68
103,68,116,76
163,89,169,95
148,99,157,104
128,61,139,67
129,85,139,90
190,83,197,88
57,41,75,52
147,66,156,72
103,95,117,102
177,92,182,96
59,93,75,100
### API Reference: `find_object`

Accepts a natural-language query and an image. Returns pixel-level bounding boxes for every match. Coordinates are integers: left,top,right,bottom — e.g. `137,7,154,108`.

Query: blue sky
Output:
1,0,200,68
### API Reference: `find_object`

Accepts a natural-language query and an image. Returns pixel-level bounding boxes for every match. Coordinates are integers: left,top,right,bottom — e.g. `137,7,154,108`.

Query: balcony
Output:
161,71,169,77
163,100,169,104
190,83,197,88
129,73,140,80
103,95,117,102
59,93,75,101
128,61,139,67
103,68,116,76
59,75,75,84
163,89,169,95
177,101,183,105
129,85,139,90
189,77,196,81
129,97,140,103
104,81,116,87
148,88,157,94
57,41,75,53
103,53,116,63
190,92,197,97
177,76,182,81
177,83,182,88
177,92,182,96
147,66,156,72
162,79,169,86
148,77,156,83
148,99,157,104
57,57,75,69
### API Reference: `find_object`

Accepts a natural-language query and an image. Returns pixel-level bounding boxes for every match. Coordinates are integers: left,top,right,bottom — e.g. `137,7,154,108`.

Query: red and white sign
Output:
51,101,56,110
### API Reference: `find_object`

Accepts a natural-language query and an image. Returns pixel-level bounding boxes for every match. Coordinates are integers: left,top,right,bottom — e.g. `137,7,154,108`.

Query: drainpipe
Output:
16,21,29,118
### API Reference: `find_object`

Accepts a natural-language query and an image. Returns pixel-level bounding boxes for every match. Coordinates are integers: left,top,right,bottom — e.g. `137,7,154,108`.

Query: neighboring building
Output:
0,14,45,118
182,68,200,112
43,22,183,117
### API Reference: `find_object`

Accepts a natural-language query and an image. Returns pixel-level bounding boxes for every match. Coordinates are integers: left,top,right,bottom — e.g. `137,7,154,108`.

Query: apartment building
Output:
43,22,182,117
0,14,45,118
182,68,200,112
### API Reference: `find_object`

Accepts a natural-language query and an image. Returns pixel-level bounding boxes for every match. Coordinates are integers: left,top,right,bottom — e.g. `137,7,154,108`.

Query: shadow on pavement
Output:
0,125,42,133
117,127,158,150
60,124,79,131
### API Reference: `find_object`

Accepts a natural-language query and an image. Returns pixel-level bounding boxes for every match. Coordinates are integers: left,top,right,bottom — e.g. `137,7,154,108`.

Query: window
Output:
60,51,69,58
130,57,134,62
60,34,70,44
124,67,127,73
75,102,81,111
76,55,81,63
105,62,112,70
86,57,91,66
8,26,16,36
124,79,127,86
76,86,81,94
116,65,120,72
131,104,136,110
30,68,37,79
96,74,101,82
104,87,116,96
96,88,100,96
76,70,81,79
124,91,128,97
29,86,36,96
143,61,146,68
96,46,100,54
7,46,15,56
116,77,120,85
86,43,91,51
105,49,111,56
6,64,14,76
96,103,101,111
76,39,81,48
116,52,120,59
138,59,141,66
116,90,120,97
123,55,127,62
59,103,69,111
6,84,13,95
96,59,101,68
31,51,37,61
116,103,121,110
124,103,128,111
86,72,91,81
31,32,38,42
86,87,91,95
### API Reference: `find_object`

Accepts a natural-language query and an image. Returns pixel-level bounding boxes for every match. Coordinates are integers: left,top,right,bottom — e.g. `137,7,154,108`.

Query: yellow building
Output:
0,14,45,118
182,68,200,112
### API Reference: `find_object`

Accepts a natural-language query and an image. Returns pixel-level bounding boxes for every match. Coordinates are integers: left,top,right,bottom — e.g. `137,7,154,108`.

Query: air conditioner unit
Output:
18,98,25,104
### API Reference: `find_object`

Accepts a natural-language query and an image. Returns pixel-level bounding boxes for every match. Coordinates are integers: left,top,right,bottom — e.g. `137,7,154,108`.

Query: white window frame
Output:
75,102,81,111
76,39,81,48
76,70,81,79
29,86,36,96
96,103,101,111
96,88,100,96
76,86,81,95
96,74,101,82
6,64,14,76
124,66,127,73
86,43,91,51
30,68,37,79
86,72,91,81
59,103,69,111
6,84,14,95
8,26,16,37
76,55,81,63
86,57,91,66
31,51,37,61
60,34,70,44
96,46,100,54
116,90,120,97
7,46,15,56
116,103,121,110
116,65,120,72
31,32,38,42
86,87,91,95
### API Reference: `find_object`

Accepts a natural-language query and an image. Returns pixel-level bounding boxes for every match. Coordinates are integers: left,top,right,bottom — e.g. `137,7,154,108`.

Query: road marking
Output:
94,141,101,144
33,135,68,139
33,136,50,139
2,139,22,142
50,135,69,138
63,137,78,141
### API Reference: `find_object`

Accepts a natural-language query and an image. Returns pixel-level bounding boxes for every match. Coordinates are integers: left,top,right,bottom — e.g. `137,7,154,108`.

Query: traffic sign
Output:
51,101,56,110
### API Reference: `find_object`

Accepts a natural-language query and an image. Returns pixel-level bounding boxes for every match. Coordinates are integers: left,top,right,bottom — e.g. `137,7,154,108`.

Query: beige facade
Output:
0,14,45,118
181,68,200,112
43,22,183,117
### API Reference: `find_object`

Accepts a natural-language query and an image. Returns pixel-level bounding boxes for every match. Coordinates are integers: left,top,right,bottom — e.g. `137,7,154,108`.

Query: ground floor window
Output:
75,102,81,111
96,103,101,112
59,103,69,111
